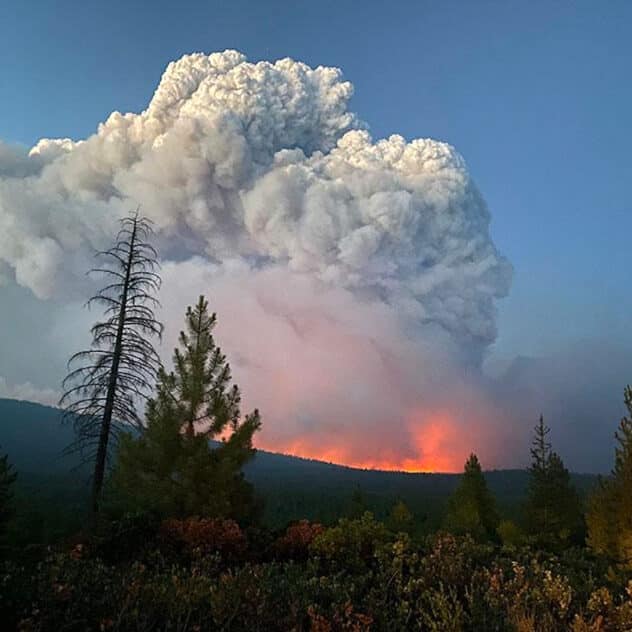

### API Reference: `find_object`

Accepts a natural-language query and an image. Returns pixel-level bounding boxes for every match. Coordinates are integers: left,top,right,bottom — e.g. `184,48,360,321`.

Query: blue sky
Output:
1,0,631,363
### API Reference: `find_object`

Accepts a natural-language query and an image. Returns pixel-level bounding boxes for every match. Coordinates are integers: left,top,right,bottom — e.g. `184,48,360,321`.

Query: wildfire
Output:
257,410,469,473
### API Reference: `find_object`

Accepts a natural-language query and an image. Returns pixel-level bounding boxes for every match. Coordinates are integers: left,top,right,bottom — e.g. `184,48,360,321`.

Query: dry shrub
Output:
160,517,247,557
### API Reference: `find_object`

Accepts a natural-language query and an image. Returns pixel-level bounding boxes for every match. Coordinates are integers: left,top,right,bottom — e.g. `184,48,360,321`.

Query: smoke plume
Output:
1,50,519,470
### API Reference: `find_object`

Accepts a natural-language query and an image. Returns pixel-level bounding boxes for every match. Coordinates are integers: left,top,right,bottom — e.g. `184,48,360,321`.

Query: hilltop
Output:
0,398,597,533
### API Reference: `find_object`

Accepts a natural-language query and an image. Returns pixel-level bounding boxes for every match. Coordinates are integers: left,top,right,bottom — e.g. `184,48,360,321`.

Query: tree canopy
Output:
60,211,163,515
109,296,261,523
0,449,17,542
444,453,499,541
587,386,632,568
524,416,583,547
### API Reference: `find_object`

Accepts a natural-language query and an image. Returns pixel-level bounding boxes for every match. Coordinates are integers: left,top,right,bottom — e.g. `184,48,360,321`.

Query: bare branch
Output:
59,210,163,516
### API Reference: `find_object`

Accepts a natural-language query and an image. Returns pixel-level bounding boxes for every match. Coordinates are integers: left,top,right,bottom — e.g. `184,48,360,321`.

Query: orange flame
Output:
257,409,469,473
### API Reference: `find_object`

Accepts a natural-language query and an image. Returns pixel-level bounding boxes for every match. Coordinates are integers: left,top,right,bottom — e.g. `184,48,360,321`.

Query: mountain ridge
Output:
0,398,599,529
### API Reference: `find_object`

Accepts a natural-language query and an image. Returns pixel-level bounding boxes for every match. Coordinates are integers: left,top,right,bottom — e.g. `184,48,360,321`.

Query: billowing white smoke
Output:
0,376,59,407
0,50,513,469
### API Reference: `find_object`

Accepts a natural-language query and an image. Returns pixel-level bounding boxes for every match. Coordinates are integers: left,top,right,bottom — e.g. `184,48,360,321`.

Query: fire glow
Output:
257,411,471,473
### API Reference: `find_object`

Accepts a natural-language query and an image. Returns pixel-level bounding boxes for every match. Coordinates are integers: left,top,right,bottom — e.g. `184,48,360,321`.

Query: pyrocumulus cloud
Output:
0,50,516,470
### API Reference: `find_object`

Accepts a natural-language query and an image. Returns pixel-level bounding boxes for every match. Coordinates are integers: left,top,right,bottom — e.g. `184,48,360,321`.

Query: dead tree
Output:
60,211,163,516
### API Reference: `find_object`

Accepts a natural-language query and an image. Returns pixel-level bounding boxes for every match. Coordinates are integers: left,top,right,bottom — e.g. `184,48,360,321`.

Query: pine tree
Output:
60,211,163,516
531,415,551,476
587,386,632,568
524,415,583,547
110,296,262,522
163,296,242,438
0,449,17,540
348,486,368,519
444,453,499,541
526,415,553,534
388,499,414,535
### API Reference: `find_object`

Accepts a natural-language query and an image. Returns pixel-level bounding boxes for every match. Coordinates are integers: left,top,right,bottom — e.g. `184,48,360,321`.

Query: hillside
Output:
0,398,598,530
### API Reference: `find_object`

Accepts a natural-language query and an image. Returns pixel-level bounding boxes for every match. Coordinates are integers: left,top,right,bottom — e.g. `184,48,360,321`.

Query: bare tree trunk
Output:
61,210,162,522
185,305,204,439
90,219,137,517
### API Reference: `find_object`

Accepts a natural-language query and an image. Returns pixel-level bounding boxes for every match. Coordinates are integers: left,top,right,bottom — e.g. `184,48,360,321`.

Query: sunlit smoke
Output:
0,50,515,471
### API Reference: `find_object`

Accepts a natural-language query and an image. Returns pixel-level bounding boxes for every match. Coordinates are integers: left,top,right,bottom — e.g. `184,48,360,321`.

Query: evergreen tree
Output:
60,212,162,516
388,499,414,535
0,449,17,540
525,415,553,535
347,486,368,519
110,296,261,522
524,415,583,547
531,415,551,477
444,453,499,541
587,386,632,568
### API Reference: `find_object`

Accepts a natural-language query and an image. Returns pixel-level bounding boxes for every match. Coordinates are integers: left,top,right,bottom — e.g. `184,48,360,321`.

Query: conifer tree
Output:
587,386,632,568
526,415,553,533
444,453,499,541
60,212,163,516
524,415,583,546
0,449,17,539
531,415,551,476
348,486,368,519
110,296,261,522
388,499,414,535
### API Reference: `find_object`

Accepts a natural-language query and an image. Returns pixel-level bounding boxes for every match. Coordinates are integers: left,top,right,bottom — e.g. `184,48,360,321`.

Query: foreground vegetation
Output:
2,513,632,631
2,337,631,630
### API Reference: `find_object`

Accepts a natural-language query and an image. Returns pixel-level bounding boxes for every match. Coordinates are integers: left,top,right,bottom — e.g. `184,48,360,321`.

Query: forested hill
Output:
0,398,598,529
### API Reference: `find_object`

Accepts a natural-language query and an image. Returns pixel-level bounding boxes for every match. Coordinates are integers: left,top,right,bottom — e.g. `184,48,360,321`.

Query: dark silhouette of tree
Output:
524,415,583,547
531,415,551,476
109,296,261,522
587,386,632,568
444,453,499,541
347,486,368,519
526,415,553,532
388,499,414,535
0,449,17,540
60,211,163,516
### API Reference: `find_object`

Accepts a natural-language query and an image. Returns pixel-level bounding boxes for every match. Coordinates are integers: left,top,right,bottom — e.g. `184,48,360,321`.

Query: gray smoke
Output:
0,51,511,353
14,51,617,471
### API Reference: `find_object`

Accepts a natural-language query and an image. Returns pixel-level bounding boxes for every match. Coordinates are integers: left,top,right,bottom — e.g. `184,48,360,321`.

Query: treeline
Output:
436,393,632,567
440,416,584,549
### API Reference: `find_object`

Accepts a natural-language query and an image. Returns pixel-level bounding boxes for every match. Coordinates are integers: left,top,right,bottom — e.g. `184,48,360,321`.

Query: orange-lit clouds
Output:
258,408,499,473
259,412,464,473
404,411,466,472
159,260,516,474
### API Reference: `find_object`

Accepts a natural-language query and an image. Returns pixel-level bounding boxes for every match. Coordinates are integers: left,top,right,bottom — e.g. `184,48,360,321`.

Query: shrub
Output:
308,601,373,632
159,517,247,559
90,511,159,563
310,512,390,570
3,519,632,631
498,519,525,547
274,520,325,561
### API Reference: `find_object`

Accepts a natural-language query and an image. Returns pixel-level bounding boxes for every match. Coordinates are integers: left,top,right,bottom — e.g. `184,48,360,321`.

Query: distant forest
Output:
0,396,599,545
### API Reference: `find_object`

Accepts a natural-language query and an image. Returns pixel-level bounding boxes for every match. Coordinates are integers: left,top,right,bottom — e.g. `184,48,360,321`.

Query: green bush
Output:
90,511,160,563
3,517,632,631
